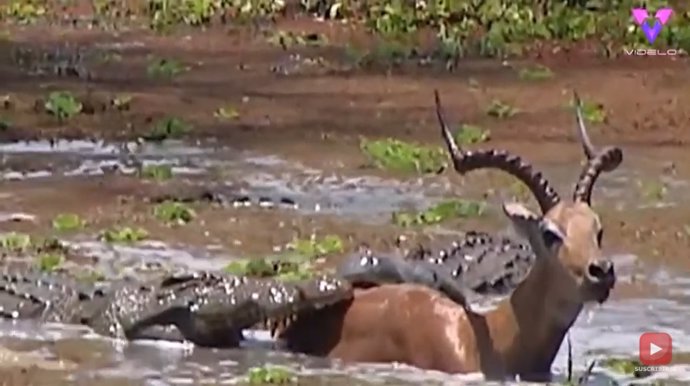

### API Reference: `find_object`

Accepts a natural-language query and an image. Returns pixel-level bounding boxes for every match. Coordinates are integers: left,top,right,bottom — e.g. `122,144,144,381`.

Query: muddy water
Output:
1,139,690,384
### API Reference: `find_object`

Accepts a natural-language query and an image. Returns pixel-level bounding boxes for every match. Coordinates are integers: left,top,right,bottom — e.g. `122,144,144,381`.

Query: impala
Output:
279,90,622,381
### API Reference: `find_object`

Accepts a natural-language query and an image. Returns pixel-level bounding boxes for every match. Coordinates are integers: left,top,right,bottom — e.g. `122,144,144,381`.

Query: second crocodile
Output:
0,268,352,347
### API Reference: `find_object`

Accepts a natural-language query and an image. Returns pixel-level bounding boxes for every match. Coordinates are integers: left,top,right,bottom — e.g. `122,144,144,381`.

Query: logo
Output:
631,8,673,44
639,332,672,366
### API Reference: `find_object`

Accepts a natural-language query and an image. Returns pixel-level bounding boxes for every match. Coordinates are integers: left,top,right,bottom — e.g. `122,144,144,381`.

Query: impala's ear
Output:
502,202,565,258
502,202,539,221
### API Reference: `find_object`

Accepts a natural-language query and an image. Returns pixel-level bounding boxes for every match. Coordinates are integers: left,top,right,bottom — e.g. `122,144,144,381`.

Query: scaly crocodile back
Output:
404,231,535,295
0,267,354,347
337,231,536,306
0,269,111,323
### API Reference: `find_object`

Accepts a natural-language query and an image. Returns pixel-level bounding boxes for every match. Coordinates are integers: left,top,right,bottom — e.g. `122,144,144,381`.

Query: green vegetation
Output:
454,124,490,145
638,179,668,202
0,117,10,131
146,57,185,78
139,164,174,181
213,105,240,120
110,94,132,111
44,91,82,121
518,64,554,81
37,253,64,272
225,257,313,281
3,2,690,64
602,357,652,378
143,116,192,141
0,232,32,252
570,96,606,124
52,213,85,232
225,234,344,281
392,199,486,227
287,234,344,257
100,226,149,244
246,365,296,384
153,201,196,225
266,30,327,49
360,138,446,174
486,99,518,119
1,1,46,24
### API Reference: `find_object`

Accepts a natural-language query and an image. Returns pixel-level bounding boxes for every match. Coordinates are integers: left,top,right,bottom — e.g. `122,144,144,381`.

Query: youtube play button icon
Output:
639,332,672,365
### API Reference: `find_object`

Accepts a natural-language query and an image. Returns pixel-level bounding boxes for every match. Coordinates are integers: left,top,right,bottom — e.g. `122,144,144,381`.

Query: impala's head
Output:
434,90,621,305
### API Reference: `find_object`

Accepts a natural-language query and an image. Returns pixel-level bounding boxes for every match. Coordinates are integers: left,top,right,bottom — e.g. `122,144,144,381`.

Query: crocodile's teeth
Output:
269,318,281,338
269,322,277,337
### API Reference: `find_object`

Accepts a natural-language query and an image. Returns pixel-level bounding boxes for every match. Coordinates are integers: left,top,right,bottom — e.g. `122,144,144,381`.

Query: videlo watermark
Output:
623,48,680,56
625,7,680,57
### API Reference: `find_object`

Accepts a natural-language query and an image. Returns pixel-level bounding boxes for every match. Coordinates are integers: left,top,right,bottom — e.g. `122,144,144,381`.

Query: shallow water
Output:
0,269,688,385
1,139,689,384
2,139,687,223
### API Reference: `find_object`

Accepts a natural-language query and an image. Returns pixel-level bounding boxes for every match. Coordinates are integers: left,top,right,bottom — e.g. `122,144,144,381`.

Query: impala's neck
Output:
483,260,583,379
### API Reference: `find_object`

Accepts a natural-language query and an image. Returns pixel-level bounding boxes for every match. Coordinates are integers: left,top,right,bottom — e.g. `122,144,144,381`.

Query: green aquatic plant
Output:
139,164,174,181
287,234,343,258
52,213,85,232
486,99,518,119
0,232,32,252
602,357,651,378
111,94,132,111
213,105,240,120
360,138,446,174
246,364,296,384
37,253,64,272
143,116,192,141
44,91,82,121
454,124,490,145
569,96,606,124
224,256,314,281
392,199,486,227
100,226,149,244
153,201,195,225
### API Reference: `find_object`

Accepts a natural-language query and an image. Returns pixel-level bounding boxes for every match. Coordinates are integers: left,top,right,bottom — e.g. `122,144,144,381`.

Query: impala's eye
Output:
540,221,564,250
542,228,562,249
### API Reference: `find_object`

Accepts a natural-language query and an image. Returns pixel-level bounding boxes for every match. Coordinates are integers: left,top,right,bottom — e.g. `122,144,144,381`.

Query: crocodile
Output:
0,268,352,347
336,230,535,307
144,184,300,210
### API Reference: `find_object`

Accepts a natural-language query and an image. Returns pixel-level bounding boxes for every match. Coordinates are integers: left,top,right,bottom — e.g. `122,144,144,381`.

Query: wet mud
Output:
0,12,689,386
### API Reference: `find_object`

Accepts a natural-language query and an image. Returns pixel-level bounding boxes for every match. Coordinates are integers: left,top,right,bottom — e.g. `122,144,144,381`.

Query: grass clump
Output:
361,138,446,174
246,365,296,384
44,91,82,121
52,213,85,232
392,199,486,227
143,117,192,141
0,232,32,252
153,201,195,225
100,226,149,244
139,164,174,181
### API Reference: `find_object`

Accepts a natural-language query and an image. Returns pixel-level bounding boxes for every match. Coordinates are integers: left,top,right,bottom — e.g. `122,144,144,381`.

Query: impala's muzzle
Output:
584,258,616,303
